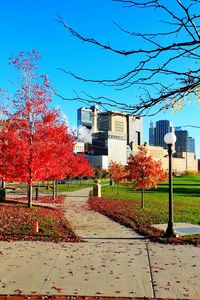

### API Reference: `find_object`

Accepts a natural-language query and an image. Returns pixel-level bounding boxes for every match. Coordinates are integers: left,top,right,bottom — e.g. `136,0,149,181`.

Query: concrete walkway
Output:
63,188,140,240
0,188,200,299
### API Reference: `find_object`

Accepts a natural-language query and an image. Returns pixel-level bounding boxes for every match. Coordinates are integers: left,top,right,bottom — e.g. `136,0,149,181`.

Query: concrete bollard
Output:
93,183,101,197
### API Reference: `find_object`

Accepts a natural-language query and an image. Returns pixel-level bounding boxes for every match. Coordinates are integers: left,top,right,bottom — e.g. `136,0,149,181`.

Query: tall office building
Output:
95,111,143,146
77,106,100,132
149,121,155,146
127,115,143,146
175,127,195,154
92,111,128,165
77,107,92,129
175,128,189,152
188,137,195,153
149,120,173,149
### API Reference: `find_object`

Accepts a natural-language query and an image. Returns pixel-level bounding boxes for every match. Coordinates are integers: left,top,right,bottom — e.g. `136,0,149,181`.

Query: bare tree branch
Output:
56,1,200,115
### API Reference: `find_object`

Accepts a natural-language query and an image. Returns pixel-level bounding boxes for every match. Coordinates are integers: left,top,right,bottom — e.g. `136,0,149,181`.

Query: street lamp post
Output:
164,132,177,237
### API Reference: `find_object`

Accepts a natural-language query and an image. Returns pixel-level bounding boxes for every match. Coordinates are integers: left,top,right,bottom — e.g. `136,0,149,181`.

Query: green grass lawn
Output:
7,179,109,195
101,174,200,225
38,181,95,194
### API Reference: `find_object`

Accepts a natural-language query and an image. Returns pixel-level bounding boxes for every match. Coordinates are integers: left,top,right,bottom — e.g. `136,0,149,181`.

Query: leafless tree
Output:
56,0,200,116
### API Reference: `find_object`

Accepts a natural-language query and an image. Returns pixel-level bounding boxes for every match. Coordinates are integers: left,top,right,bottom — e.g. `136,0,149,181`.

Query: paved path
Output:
0,188,200,299
63,188,140,240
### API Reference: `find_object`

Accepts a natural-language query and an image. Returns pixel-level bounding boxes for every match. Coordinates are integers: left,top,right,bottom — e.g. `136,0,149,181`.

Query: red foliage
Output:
7,195,65,205
0,51,76,206
108,161,127,184
126,146,167,190
71,154,94,178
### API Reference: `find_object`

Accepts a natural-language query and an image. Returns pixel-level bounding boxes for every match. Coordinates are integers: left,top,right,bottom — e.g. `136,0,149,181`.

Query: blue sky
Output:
1,0,200,158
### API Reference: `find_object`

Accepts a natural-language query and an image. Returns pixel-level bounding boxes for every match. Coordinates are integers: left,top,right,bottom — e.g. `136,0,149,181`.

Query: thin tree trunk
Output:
35,186,39,201
1,179,5,189
53,180,56,199
0,185,6,202
141,189,144,209
28,180,33,208
55,180,58,196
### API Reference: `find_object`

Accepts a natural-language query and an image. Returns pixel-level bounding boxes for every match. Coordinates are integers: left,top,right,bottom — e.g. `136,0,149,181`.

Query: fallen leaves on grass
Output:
0,201,79,242
88,196,200,246
7,195,65,204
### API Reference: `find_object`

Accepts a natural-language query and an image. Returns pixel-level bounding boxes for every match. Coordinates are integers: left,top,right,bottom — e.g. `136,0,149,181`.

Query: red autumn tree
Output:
0,50,75,207
72,155,94,183
35,114,75,199
126,146,167,208
108,161,127,193
0,100,13,188
0,119,20,188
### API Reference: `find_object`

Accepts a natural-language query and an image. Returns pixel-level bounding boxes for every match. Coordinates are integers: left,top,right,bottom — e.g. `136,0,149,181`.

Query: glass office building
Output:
77,107,92,129
154,120,173,149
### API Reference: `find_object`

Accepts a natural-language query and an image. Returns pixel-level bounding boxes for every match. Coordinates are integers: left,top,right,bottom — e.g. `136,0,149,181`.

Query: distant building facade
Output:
149,121,155,146
92,131,127,165
77,107,143,167
77,107,92,129
74,141,85,154
149,120,174,149
92,111,143,164
155,120,173,149
175,127,195,154
76,108,198,172
131,144,198,173
188,137,195,153
175,128,189,153
127,115,143,146
77,105,100,131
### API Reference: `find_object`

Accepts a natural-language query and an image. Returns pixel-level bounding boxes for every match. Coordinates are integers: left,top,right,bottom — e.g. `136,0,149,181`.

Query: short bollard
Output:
93,183,101,197
34,221,39,233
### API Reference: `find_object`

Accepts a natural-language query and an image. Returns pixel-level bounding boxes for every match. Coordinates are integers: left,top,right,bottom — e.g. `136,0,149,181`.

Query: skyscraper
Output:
149,121,155,146
175,128,189,153
149,120,173,149
175,128,196,154
77,107,92,129
188,137,195,153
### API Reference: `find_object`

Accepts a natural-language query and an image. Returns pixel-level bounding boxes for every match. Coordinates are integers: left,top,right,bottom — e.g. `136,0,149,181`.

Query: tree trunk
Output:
117,183,120,194
53,180,56,199
46,181,49,190
28,180,33,208
0,188,6,202
55,180,58,196
35,187,39,201
1,179,5,189
141,189,144,209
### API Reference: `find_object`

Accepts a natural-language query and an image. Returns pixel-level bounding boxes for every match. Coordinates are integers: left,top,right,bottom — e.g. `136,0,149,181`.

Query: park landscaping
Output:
4,179,108,197
0,196,79,242
89,174,200,246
